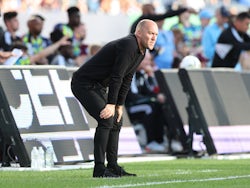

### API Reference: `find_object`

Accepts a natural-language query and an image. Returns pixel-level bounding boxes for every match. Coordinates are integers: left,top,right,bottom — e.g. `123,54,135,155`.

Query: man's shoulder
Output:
111,34,137,47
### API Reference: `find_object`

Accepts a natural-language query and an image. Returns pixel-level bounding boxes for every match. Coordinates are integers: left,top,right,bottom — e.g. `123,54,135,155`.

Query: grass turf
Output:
1,158,250,188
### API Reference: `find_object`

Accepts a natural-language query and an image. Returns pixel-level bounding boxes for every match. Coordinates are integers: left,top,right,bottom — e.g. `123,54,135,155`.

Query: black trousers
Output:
71,77,122,170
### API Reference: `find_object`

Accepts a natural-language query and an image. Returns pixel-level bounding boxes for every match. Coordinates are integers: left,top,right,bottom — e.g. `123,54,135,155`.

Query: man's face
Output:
69,13,80,27
7,17,19,32
30,19,44,35
237,18,250,33
139,22,158,50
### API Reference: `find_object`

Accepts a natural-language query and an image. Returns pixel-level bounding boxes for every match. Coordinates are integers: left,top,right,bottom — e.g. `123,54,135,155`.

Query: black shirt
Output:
0,31,21,51
73,34,145,105
130,8,187,34
212,26,250,68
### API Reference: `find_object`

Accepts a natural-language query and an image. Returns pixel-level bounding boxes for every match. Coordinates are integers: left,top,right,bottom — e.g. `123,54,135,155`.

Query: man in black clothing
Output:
71,19,158,178
130,4,188,34
212,12,250,68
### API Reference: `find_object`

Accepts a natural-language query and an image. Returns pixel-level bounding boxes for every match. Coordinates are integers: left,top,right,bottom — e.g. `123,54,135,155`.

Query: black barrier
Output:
156,69,188,125
178,69,217,155
154,70,189,152
0,82,30,167
178,68,250,155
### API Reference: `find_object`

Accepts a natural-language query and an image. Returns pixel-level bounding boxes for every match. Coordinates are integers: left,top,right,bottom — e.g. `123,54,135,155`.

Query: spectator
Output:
153,20,175,69
83,44,102,63
67,6,83,58
54,6,82,58
74,22,88,66
12,36,69,65
171,8,202,53
0,11,21,51
171,28,190,68
50,28,76,67
67,6,81,31
130,3,188,34
199,8,213,31
202,6,230,66
126,51,169,153
212,11,250,68
22,14,51,65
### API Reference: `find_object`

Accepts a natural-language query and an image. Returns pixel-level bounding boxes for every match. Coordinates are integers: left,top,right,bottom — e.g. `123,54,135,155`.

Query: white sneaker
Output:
171,140,183,152
145,141,166,153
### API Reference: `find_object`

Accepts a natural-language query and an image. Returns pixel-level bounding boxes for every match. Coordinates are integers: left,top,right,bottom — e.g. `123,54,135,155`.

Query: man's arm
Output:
145,8,187,21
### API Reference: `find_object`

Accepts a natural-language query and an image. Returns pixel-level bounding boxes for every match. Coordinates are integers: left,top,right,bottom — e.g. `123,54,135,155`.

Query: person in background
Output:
212,11,250,69
199,8,213,31
195,8,214,66
22,14,51,65
0,11,21,51
50,28,76,67
202,6,230,67
74,22,88,66
125,51,169,153
152,19,175,69
53,6,82,58
83,44,102,63
67,6,81,31
171,28,190,68
171,7,203,62
12,36,69,65
67,6,82,58
171,8,201,48
71,19,158,178
130,3,188,34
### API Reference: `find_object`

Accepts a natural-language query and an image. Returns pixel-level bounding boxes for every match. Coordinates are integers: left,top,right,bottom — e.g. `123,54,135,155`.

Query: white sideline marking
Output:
98,174,250,188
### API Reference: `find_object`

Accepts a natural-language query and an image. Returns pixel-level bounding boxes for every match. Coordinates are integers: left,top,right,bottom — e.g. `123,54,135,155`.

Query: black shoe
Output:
107,165,136,177
93,168,120,178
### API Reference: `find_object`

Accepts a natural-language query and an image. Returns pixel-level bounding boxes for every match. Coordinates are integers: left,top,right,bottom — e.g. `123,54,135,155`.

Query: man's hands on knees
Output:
99,104,123,123
100,104,115,120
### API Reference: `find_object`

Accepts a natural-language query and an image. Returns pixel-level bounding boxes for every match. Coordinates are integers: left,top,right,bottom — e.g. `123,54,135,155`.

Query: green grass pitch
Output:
1,158,250,188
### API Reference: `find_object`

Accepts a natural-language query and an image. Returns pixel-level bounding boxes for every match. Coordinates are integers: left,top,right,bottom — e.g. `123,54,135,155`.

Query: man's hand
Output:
100,104,115,119
116,105,123,123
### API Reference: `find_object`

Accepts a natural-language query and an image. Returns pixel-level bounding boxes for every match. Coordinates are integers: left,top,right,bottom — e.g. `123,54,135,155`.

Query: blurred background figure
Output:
126,50,183,153
130,3,188,34
50,27,76,67
73,22,89,66
152,19,175,69
22,14,51,65
10,35,69,65
199,8,213,31
212,11,250,69
0,11,21,51
202,6,230,67
171,7,201,49
83,44,102,63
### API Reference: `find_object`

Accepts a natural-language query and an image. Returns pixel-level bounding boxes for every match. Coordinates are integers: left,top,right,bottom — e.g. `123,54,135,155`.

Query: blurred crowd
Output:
0,0,245,15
